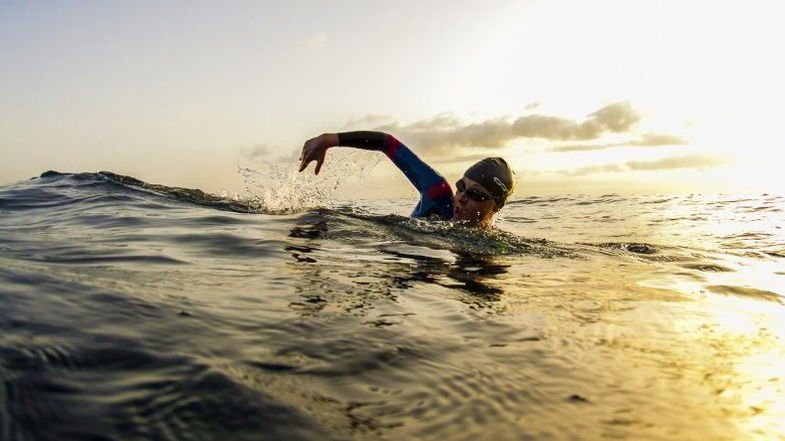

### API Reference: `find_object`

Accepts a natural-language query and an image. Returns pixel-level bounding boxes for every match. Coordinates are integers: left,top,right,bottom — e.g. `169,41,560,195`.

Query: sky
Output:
1,0,783,197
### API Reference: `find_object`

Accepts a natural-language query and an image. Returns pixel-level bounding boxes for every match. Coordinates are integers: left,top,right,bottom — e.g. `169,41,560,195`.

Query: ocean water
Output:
1,170,783,441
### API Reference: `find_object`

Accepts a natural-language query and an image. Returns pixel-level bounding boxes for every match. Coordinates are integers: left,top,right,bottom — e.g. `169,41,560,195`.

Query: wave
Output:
3,170,781,264
62,170,260,212
12,158,380,215
1,171,572,260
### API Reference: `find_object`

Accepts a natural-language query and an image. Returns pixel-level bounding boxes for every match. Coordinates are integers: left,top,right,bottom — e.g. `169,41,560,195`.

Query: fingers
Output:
298,143,312,172
315,158,323,175
298,139,311,172
297,137,326,174
298,156,319,174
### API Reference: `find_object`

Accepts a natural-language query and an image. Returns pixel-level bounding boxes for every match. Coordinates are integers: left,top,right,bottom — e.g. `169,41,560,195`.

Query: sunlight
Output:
707,295,785,438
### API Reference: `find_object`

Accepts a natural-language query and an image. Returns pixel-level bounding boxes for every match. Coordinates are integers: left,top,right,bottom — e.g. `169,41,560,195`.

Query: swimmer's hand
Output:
299,133,339,175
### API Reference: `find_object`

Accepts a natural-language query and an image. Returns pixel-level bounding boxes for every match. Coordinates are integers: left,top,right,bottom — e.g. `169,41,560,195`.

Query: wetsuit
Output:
337,131,454,219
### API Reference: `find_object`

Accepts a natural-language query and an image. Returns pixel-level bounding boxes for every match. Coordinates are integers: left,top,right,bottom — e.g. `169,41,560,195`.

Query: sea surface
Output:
1,170,783,441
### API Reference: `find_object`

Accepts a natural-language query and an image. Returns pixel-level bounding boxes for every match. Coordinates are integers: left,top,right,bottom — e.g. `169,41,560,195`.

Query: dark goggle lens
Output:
455,180,491,202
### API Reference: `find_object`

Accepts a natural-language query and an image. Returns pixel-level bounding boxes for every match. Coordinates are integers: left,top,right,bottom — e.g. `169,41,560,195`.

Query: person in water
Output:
299,131,515,229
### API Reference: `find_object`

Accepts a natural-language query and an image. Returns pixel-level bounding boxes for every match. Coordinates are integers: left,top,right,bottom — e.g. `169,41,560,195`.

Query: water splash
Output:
239,150,382,213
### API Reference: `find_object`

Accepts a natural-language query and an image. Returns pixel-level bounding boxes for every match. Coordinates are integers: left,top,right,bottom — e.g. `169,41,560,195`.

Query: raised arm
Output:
299,131,453,218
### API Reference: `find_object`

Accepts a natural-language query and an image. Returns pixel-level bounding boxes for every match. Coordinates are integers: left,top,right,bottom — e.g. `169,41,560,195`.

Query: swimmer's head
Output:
453,157,515,228
463,157,515,208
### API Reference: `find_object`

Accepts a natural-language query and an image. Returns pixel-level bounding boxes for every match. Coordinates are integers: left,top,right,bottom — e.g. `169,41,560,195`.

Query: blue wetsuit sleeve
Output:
337,131,454,219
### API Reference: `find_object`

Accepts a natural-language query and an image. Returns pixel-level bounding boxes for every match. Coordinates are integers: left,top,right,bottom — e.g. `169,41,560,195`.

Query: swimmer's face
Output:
453,176,499,228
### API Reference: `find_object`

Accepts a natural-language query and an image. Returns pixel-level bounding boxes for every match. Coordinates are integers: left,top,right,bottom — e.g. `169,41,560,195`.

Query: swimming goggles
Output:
455,179,492,202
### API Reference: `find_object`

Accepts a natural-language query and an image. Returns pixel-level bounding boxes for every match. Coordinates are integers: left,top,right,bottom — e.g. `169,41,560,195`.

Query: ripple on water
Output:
705,285,783,303
2,174,785,440
1,342,333,441
679,262,735,272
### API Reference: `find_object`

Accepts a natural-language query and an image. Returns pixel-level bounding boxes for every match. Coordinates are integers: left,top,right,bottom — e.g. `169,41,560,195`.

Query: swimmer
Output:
299,131,514,229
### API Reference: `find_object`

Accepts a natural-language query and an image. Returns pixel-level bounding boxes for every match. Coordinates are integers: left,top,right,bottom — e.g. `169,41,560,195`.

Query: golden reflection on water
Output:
628,266,785,439
600,196,785,438
702,295,785,439
251,196,785,440
500,245,785,440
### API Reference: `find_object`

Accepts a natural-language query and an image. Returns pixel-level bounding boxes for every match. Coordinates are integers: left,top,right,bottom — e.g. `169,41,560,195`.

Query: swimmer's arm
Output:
299,131,445,195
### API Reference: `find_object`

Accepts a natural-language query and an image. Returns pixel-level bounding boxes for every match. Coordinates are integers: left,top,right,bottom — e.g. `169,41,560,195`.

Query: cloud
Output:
305,32,328,51
374,113,469,152
240,144,297,163
511,114,602,140
274,149,301,163
240,144,270,161
548,143,614,152
548,132,688,152
342,114,396,129
564,154,727,176
589,102,641,132
356,102,643,153
565,164,627,176
431,153,496,165
512,102,640,140
636,133,688,146
626,155,726,170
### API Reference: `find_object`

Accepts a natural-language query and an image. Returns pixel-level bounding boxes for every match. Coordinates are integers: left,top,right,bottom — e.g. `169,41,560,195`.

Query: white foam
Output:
238,150,382,214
